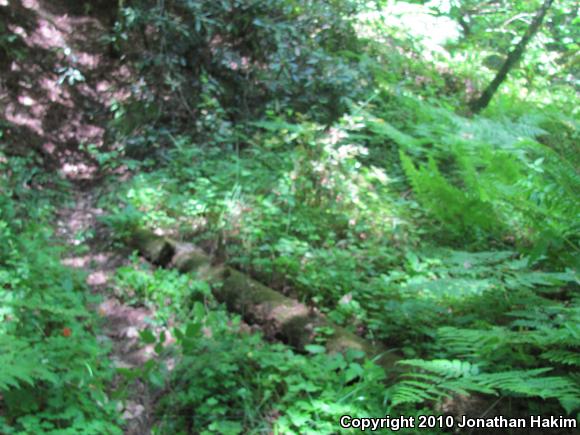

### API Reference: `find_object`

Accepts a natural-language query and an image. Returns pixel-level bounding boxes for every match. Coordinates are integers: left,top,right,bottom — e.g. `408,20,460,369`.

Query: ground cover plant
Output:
0,0,578,433
0,158,122,434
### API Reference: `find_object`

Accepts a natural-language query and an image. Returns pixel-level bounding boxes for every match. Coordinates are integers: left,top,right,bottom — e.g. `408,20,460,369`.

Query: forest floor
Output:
2,1,160,432
3,1,576,433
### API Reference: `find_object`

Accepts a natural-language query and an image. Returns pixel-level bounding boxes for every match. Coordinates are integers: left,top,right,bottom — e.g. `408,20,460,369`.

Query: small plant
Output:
114,263,212,324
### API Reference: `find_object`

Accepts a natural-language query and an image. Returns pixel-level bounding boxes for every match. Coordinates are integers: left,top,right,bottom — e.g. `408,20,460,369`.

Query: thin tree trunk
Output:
469,0,555,114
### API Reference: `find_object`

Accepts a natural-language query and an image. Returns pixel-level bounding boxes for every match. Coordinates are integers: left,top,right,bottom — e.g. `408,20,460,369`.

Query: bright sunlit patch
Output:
357,1,460,59
18,95,35,106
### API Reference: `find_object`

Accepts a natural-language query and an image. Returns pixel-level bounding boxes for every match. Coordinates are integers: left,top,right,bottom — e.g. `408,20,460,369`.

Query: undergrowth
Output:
104,86,579,429
0,156,122,434
2,0,578,432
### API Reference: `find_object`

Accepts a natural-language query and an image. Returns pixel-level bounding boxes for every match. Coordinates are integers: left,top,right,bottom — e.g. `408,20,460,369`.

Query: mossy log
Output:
128,228,176,266
218,269,401,371
127,229,401,374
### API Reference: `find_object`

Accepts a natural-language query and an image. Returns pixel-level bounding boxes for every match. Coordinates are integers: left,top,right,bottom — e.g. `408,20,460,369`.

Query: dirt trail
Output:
56,190,157,434
1,1,158,432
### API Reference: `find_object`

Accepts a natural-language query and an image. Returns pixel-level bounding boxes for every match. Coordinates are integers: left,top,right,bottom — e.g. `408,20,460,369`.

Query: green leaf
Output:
140,329,156,344
304,344,326,354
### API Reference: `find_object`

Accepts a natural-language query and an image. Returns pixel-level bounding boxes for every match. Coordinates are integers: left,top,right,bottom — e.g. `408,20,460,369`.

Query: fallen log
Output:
218,269,401,371
130,228,176,266
126,229,402,374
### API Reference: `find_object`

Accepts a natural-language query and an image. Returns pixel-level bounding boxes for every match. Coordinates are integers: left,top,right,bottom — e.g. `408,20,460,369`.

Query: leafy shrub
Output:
100,10,579,423
114,0,368,130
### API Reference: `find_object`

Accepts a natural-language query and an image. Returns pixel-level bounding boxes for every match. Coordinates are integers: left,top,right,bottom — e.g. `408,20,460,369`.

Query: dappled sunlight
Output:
1,0,578,432
0,0,135,181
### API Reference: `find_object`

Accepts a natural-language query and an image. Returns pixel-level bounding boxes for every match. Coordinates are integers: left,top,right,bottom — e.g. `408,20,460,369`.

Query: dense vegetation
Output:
1,0,578,433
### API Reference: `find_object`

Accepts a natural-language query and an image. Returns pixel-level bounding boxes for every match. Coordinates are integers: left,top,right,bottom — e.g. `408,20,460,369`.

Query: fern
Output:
399,151,498,236
0,188,122,431
437,320,580,367
455,116,547,150
541,350,580,367
365,117,422,152
363,94,578,265
0,337,57,390
391,359,580,412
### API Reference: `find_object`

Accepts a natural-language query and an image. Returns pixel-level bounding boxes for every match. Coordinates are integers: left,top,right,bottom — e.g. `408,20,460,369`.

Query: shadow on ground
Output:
0,0,132,182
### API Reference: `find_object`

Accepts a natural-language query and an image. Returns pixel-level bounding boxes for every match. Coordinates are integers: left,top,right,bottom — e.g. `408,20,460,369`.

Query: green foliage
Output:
4,0,577,430
0,337,57,391
400,151,500,237
107,96,579,419
112,0,370,130
113,247,395,434
114,262,212,324
383,249,578,412
155,305,391,434
363,95,579,266
0,163,122,433
391,359,579,412
383,250,580,412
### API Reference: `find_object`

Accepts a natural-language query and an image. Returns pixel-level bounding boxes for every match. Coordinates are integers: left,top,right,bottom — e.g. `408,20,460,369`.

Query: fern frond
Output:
541,350,580,367
391,359,580,412
0,337,57,390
